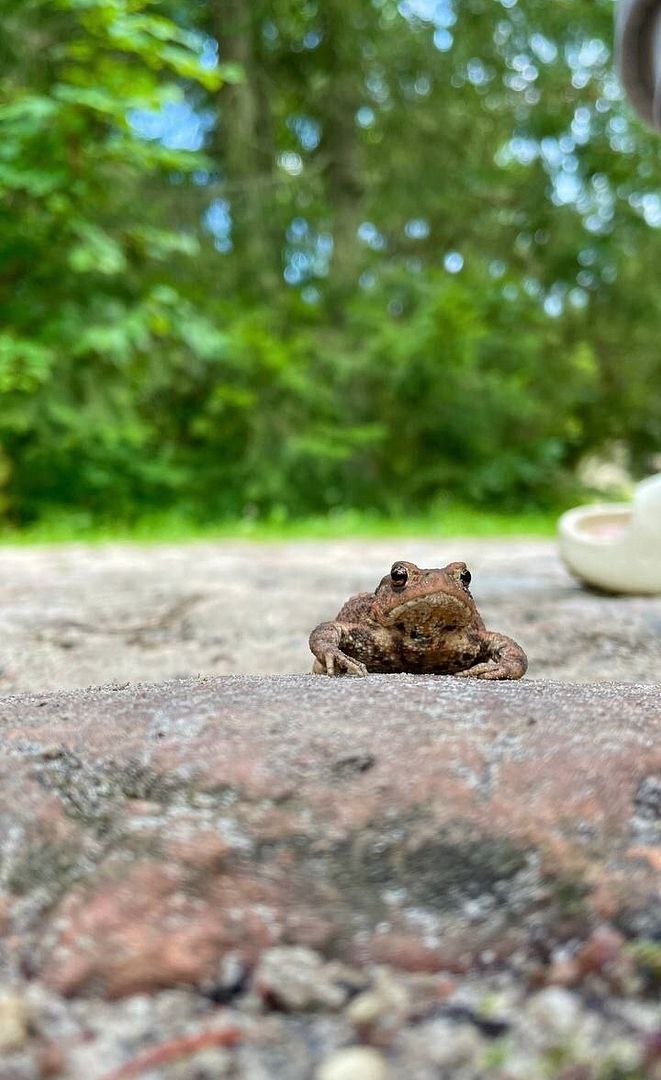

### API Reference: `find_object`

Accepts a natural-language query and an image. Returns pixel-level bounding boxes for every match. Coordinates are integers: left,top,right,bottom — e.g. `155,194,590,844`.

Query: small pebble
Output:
346,968,408,1028
316,1046,390,1080
525,987,579,1041
254,946,347,1011
404,1018,484,1068
0,991,28,1051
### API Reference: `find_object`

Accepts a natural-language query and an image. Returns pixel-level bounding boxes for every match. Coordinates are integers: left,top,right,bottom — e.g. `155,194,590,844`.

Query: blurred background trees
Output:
1,0,660,527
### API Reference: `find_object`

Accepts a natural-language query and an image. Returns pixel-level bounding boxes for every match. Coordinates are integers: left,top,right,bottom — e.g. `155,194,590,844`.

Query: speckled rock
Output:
0,673,659,1076
0,674,659,1001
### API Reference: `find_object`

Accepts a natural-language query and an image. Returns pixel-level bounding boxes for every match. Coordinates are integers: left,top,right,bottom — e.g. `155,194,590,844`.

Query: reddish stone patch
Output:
0,675,658,1000
40,860,284,997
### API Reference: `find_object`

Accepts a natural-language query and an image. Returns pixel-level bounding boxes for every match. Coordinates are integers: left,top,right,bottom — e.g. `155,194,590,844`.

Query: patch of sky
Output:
359,270,378,290
443,250,463,273
608,115,628,136
578,248,597,266
304,29,322,49
641,193,661,227
312,232,334,277
356,105,376,128
577,270,595,288
504,74,529,92
489,259,507,278
400,0,456,28
529,33,557,64
467,59,490,86
284,251,314,286
204,198,232,253
285,227,334,283
510,54,538,81
366,70,390,104
494,21,512,47
609,134,635,153
286,217,309,243
553,172,582,205
287,116,321,151
565,39,602,73
197,34,219,70
499,136,538,166
568,287,589,309
357,222,387,251
284,247,318,285
277,151,304,176
583,213,608,234
540,137,563,168
571,106,591,145
405,218,430,240
580,38,610,68
129,101,215,152
415,74,431,95
433,29,453,51
544,292,564,318
301,285,321,303
601,73,623,101
571,71,591,90
317,233,334,257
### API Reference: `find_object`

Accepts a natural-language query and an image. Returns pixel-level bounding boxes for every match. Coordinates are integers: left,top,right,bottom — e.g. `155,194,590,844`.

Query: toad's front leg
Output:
309,621,368,676
454,631,528,681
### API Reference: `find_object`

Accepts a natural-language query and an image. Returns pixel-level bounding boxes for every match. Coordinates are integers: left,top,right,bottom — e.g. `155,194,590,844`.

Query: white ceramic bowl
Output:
558,475,661,594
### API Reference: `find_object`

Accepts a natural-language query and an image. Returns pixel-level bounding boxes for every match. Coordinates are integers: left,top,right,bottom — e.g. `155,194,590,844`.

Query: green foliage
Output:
0,0,222,519
0,0,660,528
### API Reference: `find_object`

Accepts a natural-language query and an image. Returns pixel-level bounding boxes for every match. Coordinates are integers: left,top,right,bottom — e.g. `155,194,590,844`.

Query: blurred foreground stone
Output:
0,674,659,1077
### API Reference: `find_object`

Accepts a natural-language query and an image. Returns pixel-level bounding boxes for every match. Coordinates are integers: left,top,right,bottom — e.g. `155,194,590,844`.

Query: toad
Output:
309,560,527,680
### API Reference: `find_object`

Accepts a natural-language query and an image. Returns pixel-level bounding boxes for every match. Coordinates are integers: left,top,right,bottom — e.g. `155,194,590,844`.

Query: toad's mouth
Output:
384,591,471,626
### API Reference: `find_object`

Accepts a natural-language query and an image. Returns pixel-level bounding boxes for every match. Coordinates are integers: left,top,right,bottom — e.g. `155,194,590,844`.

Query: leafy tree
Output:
1,0,660,526
0,0,222,518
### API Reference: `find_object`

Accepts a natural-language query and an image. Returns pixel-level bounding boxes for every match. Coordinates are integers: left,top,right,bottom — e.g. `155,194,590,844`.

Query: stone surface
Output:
0,664,659,1075
0,673,658,1004
0,538,660,692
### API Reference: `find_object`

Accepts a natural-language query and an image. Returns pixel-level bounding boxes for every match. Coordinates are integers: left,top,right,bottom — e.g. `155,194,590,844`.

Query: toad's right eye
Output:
391,565,408,587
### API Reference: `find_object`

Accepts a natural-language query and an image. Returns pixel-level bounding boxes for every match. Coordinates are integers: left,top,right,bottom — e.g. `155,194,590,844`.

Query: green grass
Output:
0,504,560,546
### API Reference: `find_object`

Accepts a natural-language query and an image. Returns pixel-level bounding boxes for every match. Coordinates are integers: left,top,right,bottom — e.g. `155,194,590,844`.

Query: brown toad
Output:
309,560,527,680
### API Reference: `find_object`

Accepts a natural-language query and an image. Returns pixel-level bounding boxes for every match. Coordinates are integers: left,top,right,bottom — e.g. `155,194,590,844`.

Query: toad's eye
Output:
459,568,472,587
390,564,408,587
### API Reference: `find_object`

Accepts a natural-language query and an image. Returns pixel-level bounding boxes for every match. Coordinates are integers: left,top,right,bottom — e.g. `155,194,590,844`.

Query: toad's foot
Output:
454,632,528,681
312,650,368,677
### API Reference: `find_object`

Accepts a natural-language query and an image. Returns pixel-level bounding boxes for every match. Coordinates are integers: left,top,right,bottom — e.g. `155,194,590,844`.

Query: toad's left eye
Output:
460,568,472,587
391,564,408,587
